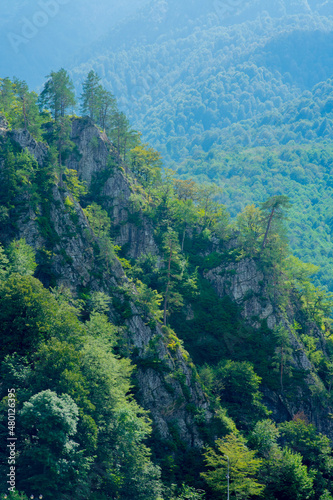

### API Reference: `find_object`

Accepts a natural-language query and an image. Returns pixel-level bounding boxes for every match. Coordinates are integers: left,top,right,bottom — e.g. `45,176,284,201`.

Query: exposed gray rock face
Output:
0,116,8,136
205,256,333,438
205,258,276,329
11,129,48,165
67,118,159,259
4,120,210,449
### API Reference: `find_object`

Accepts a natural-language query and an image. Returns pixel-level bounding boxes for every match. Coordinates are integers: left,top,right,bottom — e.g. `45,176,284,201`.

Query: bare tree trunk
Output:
181,225,186,252
280,346,284,393
163,242,173,326
262,207,275,249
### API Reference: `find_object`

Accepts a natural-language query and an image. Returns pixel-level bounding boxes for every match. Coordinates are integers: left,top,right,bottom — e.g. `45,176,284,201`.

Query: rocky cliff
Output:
2,115,332,449
0,117,211,449
205,256,333,438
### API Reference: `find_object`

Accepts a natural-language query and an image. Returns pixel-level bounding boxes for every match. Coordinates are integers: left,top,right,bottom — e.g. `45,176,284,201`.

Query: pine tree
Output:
80,70,102,122
39,68,76,120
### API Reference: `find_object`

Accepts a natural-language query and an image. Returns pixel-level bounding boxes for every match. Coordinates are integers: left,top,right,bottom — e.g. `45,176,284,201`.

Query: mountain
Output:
1,78,333,498
68,1,333,294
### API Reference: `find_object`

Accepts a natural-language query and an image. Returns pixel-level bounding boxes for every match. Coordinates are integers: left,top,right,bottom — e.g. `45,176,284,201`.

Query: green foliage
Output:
0,140,41,211
2,56,333,500
85,311,118,348
249,419,280,459
279,416,333,494
7,239,37,276
134,280,163,327
83,202,111,237
0,77,48,138
160,227,187,325
0,242,9,281
0,274,57,360
39,68,76,120
0,267,164,499
204,360,270,430
129,143,162,188
80,336,163,499
170,483,206,499
202,433,264,499
263,447,314,500
64,168,87,201
83,202,118,269
19,389,89,497
271,324,293,393
3,492,29,500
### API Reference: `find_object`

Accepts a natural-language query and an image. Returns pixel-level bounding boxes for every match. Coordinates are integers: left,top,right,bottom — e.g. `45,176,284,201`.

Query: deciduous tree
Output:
201,433,264,499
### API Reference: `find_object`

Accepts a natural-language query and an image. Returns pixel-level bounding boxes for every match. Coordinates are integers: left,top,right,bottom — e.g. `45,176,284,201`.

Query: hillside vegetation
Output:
69,0,333,293
1,71,333,500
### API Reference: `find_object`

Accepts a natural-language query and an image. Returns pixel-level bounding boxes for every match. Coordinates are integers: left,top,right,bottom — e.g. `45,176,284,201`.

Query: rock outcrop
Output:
1,118,210,448
68,117,159,259
205,256,333,438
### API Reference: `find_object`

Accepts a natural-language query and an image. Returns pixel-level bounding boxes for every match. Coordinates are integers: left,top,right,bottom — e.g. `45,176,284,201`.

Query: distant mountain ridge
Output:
68,1,333,294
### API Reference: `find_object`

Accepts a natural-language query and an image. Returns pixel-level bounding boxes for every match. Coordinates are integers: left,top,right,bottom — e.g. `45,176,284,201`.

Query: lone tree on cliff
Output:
39,68,76,121
260,195,291,250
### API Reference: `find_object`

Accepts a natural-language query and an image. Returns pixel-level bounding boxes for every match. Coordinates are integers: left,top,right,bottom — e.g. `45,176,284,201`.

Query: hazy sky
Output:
0,0,150,88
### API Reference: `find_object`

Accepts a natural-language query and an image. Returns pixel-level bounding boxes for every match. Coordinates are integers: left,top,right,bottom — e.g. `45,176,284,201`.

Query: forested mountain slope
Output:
2,74,333,499
69,1,333,294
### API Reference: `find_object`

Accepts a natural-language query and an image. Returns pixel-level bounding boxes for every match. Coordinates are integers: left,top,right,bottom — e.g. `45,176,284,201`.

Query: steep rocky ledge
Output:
205,257,333,438
68,117,159,259
0,118,211,448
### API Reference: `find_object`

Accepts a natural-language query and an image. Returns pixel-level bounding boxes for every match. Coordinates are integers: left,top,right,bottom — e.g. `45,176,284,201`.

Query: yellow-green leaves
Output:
202,433,264,499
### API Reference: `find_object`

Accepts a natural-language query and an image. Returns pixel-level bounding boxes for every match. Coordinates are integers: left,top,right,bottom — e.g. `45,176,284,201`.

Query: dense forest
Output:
1,69,333,500
68,0,333,295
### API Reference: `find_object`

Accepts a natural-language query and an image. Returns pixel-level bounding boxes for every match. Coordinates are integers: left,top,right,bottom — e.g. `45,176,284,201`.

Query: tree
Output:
39,68,76,120
80,71,117,130
80,336,163,499
173,178,199,202
63,168,87,202
172,483,206,499
129,143,162,189
12,78,46,137
14,149,40,213
0,142,18,207
83,202,111,238
83,203,117,270
161,228,185,325
0,77,15,116
98,87,117,130
109,110,139,160
197,184,224,229
212,360,270,430
264,447,314,500
236,204,263,256
272,324,293,393
19,390,90,498
173,179,200,250
7,238,37,276
0,274,57,360
260,195,291,250
0,243,9,282
279,416,333,495
201,433,264,499
80,70,102,122
249,419,280,459
53,116,75,181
